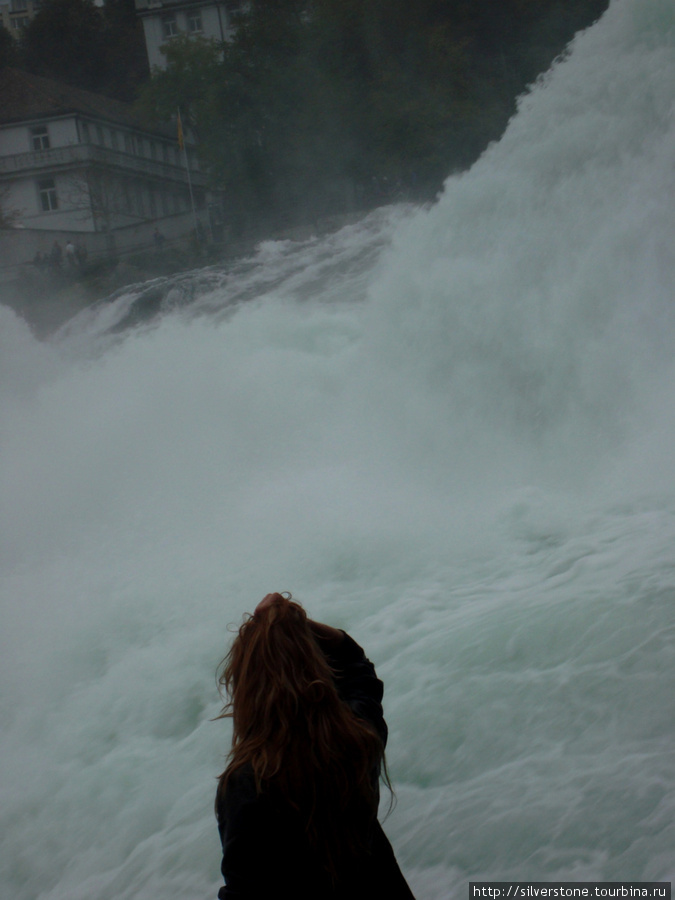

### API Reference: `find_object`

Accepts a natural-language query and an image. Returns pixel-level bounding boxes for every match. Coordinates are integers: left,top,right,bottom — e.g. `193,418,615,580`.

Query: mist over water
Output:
2,1,675,897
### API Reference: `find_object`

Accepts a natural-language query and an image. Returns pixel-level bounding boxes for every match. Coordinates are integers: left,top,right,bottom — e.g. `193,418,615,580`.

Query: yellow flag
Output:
177,111,184,151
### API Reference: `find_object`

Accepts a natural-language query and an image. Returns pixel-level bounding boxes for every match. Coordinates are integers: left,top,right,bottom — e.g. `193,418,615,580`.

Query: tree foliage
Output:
137,34,222,133
139,0,608,233
99,0,150,100
17,0,147,100
0,25,20,70
0,183,22,229
20,0,107,90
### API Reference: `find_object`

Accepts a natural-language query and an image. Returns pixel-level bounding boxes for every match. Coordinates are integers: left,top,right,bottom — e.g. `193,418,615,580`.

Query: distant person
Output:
49,241,62,268
75,241,88,268
215,592,416,900
65,240,76,268
153,227,166,250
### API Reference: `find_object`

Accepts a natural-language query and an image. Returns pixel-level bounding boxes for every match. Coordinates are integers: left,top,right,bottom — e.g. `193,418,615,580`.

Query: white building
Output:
0,68,207,267
0,0,40,40
134,0,234,70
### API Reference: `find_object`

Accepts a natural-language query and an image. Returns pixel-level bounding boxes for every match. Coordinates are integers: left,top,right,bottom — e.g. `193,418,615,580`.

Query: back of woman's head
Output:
219,597,338,758
216,595,385,875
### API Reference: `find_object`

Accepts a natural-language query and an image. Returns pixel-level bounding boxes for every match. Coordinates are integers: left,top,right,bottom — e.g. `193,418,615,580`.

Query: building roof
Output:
0,68,172,138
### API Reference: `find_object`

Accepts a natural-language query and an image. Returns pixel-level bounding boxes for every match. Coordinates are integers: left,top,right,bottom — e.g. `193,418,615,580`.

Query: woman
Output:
215,593,415,899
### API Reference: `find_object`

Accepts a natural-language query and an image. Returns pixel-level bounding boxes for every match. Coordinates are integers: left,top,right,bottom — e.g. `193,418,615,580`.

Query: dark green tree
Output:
0,184,21,229
0,24,20,69
139,0,610,235
138,33,222,132
20,0,107,93
18,0,149,99
100,0,149,100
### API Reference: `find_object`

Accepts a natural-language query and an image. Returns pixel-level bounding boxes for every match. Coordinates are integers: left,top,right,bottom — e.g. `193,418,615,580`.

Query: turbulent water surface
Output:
2,1,675,897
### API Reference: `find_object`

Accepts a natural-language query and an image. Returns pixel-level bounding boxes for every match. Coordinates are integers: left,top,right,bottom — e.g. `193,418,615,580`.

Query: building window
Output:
110,129,119,151
188,10,202,33
162,14,178,38
37,178,58,212
31,125,50,151
11,0,28,10
11,15,30,28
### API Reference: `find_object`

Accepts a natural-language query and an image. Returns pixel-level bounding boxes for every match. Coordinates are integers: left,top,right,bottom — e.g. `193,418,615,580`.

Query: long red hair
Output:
216,596,386,877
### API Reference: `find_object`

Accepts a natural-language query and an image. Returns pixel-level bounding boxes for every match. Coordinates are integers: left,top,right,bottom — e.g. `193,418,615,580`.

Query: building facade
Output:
134,0,234,69
0,0,40,40
0,68,207,267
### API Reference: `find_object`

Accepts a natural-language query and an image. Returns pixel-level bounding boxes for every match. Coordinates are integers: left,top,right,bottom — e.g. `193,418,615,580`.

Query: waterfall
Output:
1,2,674,897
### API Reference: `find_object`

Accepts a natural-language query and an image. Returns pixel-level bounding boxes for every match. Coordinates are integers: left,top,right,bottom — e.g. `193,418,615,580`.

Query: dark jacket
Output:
216,632,415,899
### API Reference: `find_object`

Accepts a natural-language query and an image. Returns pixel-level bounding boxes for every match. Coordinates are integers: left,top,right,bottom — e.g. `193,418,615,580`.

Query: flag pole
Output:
177,108,199,234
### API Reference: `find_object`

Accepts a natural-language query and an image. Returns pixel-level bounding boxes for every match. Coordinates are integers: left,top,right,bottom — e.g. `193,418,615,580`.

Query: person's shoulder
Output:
217,765,257,819
223,763,256,796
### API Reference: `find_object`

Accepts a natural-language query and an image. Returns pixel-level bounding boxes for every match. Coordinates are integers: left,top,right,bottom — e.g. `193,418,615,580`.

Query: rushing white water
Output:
2,1,675,897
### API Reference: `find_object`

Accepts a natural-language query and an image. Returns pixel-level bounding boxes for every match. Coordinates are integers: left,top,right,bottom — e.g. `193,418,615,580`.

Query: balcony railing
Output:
135,0,223,11
0,142,205,186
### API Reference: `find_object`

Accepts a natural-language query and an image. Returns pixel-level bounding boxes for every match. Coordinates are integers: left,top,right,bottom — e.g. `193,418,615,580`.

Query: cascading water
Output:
1,1,674,897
